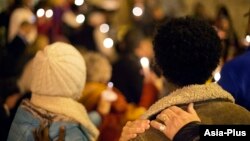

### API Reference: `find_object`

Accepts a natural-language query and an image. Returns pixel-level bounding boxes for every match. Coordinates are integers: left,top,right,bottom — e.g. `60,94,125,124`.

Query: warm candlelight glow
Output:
140,57,149,69
75,0,84,6
103,38,114,48
45,9,53,18
36,8,45,17
246,35,250,43
102,82,117,102
100,24,109,33
76,14,85,24
214,72,221,82
132,7,143,17
107,82,113,89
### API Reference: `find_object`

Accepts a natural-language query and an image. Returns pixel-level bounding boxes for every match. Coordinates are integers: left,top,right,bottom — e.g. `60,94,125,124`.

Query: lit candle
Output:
246,35,250,43
102,82,117,102
140,57,149,69
103,38,114,48
132,2,144,17
107,82,113,89
98,82,117,115
75,0,84,6
45,9,53,18
140,57,150,76
76,14,85,24
213,72,221,82
132,7,143,17
36,8,45,17
100,23,109,33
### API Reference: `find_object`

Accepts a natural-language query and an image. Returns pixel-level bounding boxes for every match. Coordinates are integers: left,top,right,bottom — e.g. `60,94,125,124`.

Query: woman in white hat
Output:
7,42,99,141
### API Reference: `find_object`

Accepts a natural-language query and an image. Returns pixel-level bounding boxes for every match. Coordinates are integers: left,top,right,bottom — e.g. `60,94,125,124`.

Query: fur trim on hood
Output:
142,83,234,119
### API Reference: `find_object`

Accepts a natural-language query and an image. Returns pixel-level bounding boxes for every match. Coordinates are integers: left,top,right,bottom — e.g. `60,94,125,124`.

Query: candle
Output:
246,35,250,43
107,82,113,89
140,57,149,69
102,82,117,102
97,82,117,115
140,57,150,77
214,72,221,82
132,2,144,17
132,6,143,17
103,38,114,48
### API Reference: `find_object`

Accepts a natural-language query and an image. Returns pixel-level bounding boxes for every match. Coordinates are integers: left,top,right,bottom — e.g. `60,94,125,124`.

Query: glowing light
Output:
45,9,53,18
246,35,250,43
100,24,109,33
140,57,149,69
214,72,221,82
76,14,85,24
132,7,143,17
103,38,114,48
107,82,113,89
36,8,45,17
75,0,84,6
102,82,117,102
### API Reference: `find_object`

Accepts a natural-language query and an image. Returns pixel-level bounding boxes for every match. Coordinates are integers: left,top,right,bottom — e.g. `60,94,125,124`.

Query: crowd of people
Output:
0,0,250,141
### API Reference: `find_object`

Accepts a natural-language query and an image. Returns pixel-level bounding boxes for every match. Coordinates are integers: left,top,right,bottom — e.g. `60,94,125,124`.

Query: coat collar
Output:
142,83,234,119
31,94,99,141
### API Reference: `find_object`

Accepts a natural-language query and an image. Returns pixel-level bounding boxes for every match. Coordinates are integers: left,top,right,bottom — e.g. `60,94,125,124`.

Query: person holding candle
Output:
78,51,119,116
79,51,146,141
111,28,159,107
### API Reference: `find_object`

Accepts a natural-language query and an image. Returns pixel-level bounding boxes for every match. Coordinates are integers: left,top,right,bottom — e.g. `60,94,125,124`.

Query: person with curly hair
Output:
120,17,250,141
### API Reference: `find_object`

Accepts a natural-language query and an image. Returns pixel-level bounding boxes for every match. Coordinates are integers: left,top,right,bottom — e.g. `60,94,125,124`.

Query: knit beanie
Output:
31,42,86,100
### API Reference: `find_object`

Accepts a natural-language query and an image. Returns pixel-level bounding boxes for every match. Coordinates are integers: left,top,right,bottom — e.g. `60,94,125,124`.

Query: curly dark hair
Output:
153,17,221,86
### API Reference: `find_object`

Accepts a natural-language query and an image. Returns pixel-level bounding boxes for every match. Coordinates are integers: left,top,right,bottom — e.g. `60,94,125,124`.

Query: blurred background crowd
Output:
0,0,250,141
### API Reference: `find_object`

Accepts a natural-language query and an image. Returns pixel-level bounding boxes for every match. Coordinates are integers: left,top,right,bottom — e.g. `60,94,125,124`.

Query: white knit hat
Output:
31,42,86,100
